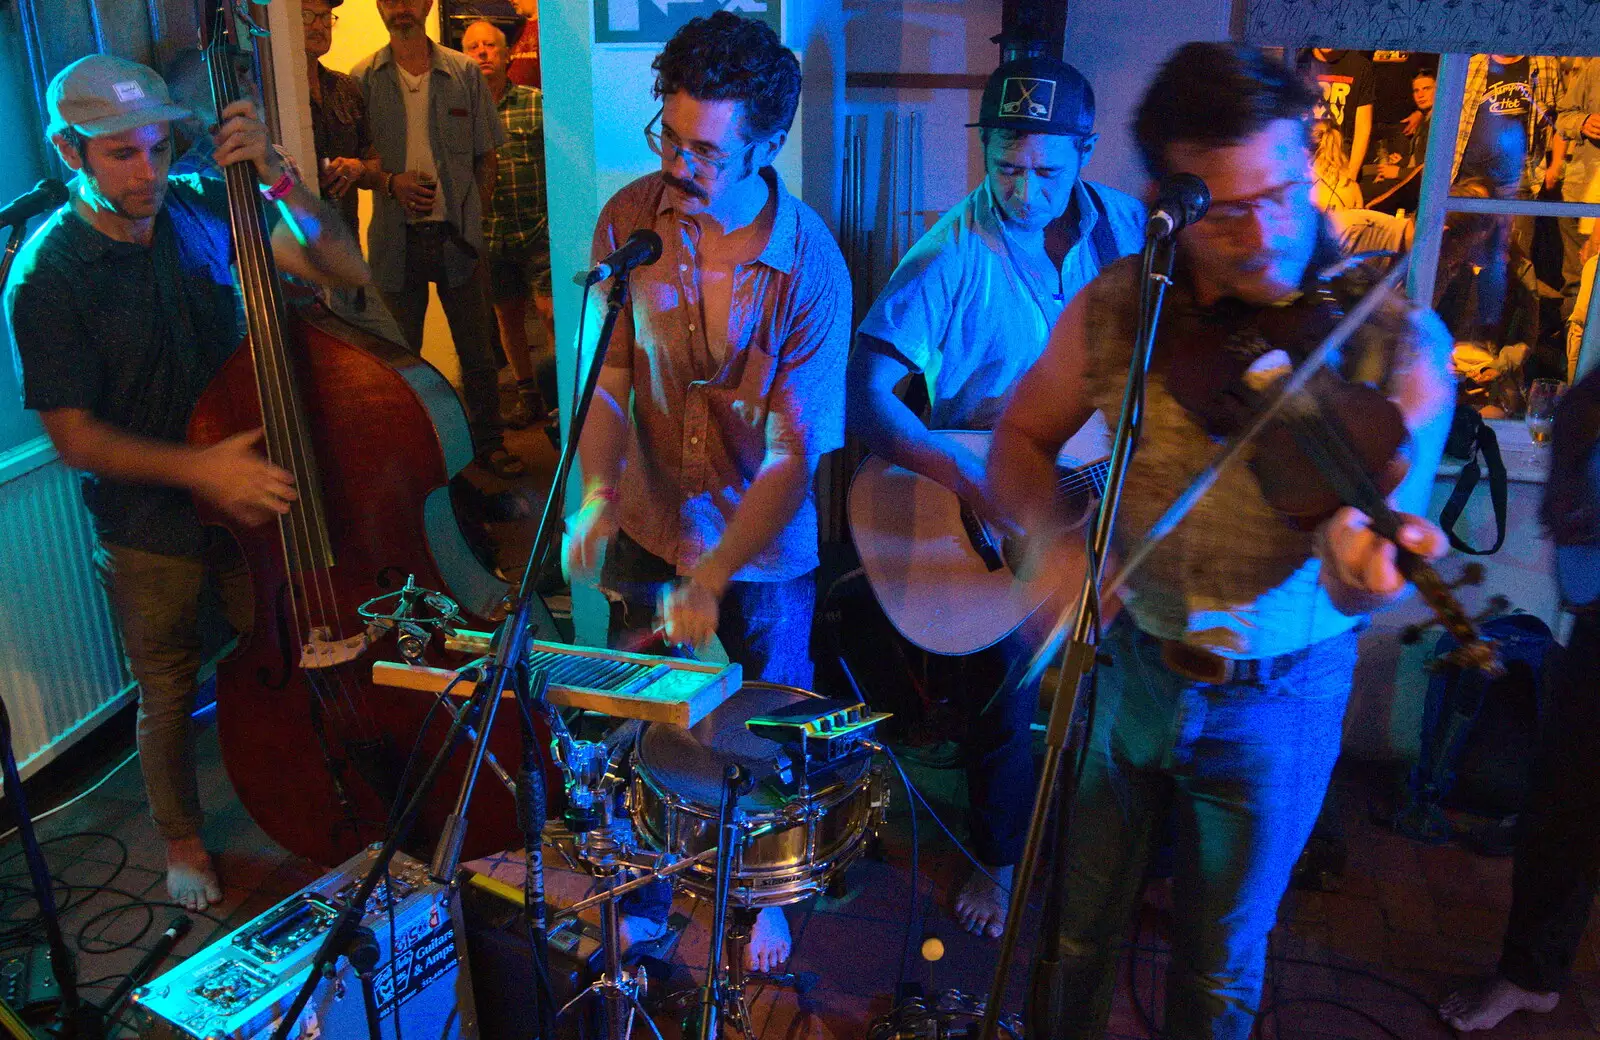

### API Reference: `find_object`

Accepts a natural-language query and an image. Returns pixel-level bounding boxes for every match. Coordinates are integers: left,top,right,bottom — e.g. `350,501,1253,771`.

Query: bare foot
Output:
955,864,1013,940
1440,975,1559,1031
745,906,791,973
166,837,221,912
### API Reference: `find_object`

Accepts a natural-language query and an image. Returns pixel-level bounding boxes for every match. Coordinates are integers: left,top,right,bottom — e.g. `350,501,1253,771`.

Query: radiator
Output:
0,439,131,777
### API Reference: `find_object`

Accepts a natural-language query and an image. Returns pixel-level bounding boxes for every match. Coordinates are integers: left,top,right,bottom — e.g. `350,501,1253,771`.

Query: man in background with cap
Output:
847,54,1144,939
5,55,367,911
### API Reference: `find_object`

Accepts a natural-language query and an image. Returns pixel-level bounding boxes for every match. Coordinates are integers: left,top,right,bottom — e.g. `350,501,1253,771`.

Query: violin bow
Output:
1097,251,1501,675
1102,253,1412,597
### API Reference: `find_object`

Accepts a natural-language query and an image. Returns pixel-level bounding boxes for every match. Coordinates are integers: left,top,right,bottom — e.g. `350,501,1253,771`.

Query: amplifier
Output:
131,848,476,1040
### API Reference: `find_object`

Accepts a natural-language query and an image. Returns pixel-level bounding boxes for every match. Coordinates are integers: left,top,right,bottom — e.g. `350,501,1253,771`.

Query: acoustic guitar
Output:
847,425,1109,656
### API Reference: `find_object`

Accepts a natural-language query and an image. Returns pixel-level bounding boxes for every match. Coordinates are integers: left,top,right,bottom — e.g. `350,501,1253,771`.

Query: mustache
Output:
662,173,708,202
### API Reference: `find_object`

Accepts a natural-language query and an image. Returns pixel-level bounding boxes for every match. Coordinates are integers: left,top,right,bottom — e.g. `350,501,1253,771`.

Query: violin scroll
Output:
1397,563,1507,677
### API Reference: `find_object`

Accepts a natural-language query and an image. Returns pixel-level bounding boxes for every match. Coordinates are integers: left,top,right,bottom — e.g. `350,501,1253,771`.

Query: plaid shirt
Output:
485,84,549,256
1453,54,1562,189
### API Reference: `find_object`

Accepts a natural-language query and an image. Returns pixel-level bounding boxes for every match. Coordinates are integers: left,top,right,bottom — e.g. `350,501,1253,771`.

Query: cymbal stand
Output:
695,766,748,1040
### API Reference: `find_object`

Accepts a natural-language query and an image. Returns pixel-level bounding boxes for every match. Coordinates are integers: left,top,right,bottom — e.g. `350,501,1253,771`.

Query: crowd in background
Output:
1295,50,1600,414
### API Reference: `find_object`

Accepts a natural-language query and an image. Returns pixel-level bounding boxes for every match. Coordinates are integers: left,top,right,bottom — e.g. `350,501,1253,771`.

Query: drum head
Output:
639,685,816,812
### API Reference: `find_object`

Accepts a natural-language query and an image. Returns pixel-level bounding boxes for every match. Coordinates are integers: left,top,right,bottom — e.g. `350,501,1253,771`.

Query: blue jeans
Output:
1047,616,1358,1040
927,632,1038,868
600,530,816,689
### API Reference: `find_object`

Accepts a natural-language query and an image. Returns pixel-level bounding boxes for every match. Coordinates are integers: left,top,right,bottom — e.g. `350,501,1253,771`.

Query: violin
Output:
1157,258,1503,676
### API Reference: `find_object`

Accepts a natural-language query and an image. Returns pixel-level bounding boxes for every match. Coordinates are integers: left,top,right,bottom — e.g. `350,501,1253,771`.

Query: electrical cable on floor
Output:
0,751,140,847
890,742,922,993
872,744,1008,894
1123,921,1455,1040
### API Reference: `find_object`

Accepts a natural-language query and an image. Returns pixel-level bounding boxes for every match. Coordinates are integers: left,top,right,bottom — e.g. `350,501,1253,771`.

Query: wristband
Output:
583,486,619,507
259,169,295,202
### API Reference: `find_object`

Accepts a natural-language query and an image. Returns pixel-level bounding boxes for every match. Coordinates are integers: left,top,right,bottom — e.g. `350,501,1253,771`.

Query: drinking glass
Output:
1525,378,1565,447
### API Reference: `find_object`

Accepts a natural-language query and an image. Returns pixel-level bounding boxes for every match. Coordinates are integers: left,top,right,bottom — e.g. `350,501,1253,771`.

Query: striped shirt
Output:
485,84,549,258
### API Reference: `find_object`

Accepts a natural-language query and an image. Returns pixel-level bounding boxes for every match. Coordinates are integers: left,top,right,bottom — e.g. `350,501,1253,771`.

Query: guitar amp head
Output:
131,847,475,1040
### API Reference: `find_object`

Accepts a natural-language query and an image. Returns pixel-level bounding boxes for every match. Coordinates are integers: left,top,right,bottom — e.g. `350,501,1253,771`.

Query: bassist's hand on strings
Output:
187,428,296,528
211,99,283,184
1317,506,1446,614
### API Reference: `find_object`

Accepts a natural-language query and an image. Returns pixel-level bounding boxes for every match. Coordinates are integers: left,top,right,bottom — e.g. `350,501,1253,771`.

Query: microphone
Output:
0,179,68,226
585,229,664,285
1146,173,1210,238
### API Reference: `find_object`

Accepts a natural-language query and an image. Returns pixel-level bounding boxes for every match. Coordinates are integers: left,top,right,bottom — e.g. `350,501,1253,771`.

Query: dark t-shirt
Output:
1305,50,1376,152
4,174,243,556
1463,56,1532,193
310,62,374,235
1368,51,1433,126
509,18,540,87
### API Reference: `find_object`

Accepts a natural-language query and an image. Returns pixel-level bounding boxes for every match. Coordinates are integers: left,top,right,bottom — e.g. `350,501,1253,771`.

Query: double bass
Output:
187,1,540,866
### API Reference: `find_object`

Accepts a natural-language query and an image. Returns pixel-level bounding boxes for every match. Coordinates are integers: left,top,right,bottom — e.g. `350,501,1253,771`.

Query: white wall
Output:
1064,0,1236,198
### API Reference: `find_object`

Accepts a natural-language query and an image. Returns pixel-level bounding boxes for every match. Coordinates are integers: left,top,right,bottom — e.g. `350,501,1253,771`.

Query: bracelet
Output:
583,486,619,507
384,172,396,198
259,169,295,202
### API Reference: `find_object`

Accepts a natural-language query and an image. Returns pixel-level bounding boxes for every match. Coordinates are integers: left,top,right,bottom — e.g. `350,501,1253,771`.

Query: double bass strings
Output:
206,20,375,748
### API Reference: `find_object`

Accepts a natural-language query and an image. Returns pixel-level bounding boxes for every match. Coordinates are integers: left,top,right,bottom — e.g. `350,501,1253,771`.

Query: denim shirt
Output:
350,42,505,292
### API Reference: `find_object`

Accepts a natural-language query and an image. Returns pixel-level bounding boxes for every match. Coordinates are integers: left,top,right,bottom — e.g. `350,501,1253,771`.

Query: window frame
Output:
1408,53,1600,380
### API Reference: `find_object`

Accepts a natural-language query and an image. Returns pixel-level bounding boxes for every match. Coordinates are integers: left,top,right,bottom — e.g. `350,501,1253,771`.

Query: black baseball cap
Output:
968,56,1095,137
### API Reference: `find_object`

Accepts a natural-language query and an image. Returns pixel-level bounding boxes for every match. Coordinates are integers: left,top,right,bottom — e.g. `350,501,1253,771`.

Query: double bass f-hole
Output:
258,580,297,690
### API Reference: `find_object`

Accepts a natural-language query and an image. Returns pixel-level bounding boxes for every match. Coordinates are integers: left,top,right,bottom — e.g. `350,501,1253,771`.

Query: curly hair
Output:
1133,43,1316,179
652,12,801,141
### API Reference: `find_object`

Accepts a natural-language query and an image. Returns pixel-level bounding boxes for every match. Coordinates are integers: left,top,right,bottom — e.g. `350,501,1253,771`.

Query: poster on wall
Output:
594,0,781,44
1243,0,1599,54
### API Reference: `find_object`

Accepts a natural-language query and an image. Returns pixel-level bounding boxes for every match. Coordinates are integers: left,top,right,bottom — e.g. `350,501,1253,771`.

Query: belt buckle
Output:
1160,640,1233,685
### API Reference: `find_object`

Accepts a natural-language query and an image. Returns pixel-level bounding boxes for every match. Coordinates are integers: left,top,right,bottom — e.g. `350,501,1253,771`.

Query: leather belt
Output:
1153,634,1319,686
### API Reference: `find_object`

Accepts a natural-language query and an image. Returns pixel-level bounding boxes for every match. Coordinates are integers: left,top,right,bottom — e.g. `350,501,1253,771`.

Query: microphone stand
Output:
977,226,1180,1040
270,266,644,1040
696,765,749,1040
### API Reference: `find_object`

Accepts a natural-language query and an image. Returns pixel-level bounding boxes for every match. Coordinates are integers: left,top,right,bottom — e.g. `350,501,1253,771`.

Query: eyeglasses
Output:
302,9,339,25
1199,179,1311,229
643,109,760,177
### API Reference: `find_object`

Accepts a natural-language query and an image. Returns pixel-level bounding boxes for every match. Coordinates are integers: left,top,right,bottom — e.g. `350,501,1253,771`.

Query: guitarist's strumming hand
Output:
948,440,1017,534
1011,521,1111,645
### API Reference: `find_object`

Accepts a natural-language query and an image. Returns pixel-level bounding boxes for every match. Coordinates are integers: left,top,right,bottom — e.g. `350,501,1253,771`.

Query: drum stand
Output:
690,907,806,1040
682,765,812,1039
555,809,658,1040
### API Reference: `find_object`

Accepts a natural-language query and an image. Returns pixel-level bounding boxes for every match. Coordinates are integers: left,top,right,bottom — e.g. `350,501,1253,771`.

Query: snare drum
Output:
629,683,883,908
